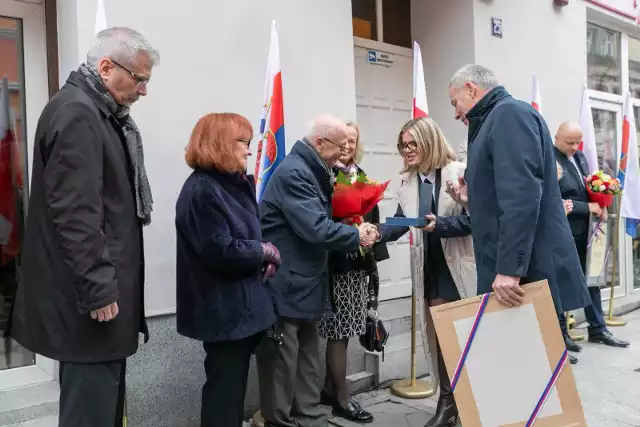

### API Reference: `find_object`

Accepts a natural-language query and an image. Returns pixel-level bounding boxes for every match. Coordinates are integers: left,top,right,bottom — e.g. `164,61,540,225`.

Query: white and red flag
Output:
412,41,429,118
578,84,599,173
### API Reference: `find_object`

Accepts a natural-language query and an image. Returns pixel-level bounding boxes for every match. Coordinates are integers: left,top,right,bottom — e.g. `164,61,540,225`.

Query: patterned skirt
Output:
318,270,369,340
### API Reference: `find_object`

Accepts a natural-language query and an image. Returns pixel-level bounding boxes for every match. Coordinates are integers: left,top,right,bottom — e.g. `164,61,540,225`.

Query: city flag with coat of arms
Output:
255,20,286,201
620,92,640,238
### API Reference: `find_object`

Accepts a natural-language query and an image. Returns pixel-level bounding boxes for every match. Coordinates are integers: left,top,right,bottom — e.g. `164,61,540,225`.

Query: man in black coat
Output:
257,115,377,427
10,27,158,427
445,65,591,358
554,121,629,351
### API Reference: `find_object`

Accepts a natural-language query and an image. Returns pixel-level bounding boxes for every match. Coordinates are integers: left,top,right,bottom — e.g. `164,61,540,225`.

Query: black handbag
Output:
359,310,389,359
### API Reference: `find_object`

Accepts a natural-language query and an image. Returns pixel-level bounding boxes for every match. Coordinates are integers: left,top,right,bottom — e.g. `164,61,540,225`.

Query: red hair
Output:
185,113,253,173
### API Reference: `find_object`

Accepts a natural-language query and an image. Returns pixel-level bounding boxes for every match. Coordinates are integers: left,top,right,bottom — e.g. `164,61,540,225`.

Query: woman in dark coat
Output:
319,122,389,423
175,113,280,427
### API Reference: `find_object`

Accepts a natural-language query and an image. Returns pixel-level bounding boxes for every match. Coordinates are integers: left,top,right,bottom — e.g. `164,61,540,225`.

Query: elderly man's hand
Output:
492,274,525,307
359,223,378,247
446,176,468,207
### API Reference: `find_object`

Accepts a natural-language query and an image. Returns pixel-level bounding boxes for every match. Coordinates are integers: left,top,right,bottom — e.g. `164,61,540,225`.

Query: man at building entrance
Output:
445,65,591,352
554,121,630,352
10,27,158,427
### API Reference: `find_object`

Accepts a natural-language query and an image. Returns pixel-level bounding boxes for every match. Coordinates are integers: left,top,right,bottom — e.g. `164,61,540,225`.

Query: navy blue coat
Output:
464,86,590,312
260,140,361,319
175,168,275,343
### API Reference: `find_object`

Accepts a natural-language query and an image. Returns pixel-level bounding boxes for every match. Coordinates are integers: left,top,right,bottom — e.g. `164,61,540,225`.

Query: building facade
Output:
0,0,639,425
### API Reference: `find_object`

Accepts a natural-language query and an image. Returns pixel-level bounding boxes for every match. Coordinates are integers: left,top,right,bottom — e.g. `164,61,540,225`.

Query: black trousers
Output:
58,359,126,427
201,332,264,427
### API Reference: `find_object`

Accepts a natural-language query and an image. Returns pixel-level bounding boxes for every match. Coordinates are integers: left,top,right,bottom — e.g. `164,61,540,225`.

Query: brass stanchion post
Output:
567,312,584,341
606,195,627,327
391,229,435,399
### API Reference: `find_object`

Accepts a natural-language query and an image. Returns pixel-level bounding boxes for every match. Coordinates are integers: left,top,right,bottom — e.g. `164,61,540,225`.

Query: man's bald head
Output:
555,121,583,157
306,114,349,167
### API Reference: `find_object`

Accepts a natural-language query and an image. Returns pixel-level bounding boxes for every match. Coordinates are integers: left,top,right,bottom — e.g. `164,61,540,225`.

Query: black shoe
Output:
568,354,578,364
588,330,630,348
563,334,582,353
332,399,373,424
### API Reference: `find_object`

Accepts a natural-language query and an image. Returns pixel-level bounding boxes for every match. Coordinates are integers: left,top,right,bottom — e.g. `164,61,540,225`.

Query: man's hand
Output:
422,214,436,232
90,302,119,322
563,199,573,216
492,274,525,307
359,222,378,247
446,176,468,207
588,202,608,221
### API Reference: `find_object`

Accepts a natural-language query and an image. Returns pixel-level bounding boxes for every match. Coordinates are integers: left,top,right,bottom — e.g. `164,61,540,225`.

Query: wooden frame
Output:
431,281,587,427
43,0,58,97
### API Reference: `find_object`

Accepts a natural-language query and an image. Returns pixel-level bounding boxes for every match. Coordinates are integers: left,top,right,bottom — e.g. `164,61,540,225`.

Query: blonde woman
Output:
318,122,388,423
378,117,476,427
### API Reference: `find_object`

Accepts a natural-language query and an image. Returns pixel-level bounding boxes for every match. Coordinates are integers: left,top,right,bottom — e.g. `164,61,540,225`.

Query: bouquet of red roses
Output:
585,170,621,208
331,169,390,226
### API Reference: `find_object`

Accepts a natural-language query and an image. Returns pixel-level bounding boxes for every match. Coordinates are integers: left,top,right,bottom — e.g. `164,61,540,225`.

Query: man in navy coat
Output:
445,65,591,360
554,121,629,351
257,115,377,427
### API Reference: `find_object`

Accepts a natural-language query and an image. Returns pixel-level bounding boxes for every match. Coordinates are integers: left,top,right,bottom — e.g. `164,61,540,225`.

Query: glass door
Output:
0,0,55,390
586,99,628,301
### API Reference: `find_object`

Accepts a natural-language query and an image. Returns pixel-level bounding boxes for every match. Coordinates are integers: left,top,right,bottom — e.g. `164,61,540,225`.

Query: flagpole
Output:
606,195,627,327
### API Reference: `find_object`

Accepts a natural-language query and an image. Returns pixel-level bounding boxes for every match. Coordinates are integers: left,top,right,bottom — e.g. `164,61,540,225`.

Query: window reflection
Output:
588,108,619,290
352,0,378,41
0,16,33,371
587,22,622,95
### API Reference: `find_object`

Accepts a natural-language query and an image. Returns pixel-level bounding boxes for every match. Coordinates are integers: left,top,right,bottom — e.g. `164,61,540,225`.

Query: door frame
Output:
353,36,413,301
0,0,57,391
588,98,631,301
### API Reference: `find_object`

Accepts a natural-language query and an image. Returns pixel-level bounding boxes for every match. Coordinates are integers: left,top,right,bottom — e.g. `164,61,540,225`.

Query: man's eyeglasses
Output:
397,141,418,152
320,137,348,152
111,59,150,87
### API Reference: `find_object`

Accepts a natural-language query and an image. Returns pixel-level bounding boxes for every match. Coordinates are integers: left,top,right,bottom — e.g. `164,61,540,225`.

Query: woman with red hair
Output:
175,113,280,427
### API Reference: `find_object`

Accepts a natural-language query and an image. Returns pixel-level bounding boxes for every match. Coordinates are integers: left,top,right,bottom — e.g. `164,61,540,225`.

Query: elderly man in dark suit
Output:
554,121,629,352
445,65,591,351
257,115,377,427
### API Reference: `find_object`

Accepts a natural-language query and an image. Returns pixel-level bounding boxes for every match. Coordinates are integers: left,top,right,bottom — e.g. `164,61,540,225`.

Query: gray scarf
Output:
78,63,153,225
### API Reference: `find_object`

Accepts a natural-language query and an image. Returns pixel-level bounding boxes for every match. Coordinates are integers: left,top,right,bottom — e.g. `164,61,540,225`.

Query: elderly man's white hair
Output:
449,64,499,90
307,114,348,140
87,27,160,68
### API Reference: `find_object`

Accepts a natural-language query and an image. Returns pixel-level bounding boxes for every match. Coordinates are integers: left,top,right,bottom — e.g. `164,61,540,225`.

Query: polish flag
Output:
578,84,599,173
531,74,542,112
95,0,107,35
412,41,429,118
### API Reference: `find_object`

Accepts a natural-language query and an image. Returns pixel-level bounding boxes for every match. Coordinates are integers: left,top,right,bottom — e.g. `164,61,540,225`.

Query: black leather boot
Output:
425,343,459,427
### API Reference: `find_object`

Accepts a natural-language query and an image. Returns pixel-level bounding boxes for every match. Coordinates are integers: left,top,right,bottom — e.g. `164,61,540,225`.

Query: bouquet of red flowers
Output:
585,170,621,208
585,170,620,246
331,169,390,226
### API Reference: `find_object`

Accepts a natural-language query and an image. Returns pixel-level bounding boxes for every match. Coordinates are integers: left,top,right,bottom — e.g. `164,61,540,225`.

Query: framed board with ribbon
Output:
431,280,587,427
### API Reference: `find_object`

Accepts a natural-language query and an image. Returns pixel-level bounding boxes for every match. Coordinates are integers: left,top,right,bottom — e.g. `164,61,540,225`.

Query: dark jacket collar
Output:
466,86,511,144
66,71,114,119
291,139,333,190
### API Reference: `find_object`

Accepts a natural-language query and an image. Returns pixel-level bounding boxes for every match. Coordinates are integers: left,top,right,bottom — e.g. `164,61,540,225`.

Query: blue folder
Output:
384,217,426,227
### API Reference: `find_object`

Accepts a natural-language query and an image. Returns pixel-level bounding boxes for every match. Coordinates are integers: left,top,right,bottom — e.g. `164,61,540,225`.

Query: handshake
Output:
359,222,379,247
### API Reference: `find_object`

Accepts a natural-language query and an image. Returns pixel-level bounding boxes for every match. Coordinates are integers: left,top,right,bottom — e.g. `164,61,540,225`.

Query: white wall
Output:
56,0,357,315
472,0,587,135
411,0,476,153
